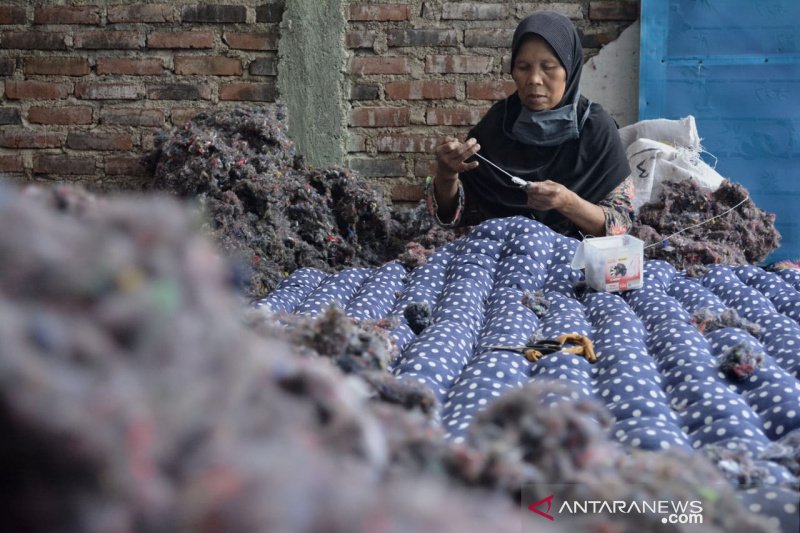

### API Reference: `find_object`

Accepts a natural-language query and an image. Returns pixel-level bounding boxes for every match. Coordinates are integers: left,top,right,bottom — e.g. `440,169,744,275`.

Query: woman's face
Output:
512,35,567,111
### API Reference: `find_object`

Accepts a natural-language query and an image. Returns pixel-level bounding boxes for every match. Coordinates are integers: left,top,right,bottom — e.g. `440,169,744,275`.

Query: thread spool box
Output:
571,235,644,292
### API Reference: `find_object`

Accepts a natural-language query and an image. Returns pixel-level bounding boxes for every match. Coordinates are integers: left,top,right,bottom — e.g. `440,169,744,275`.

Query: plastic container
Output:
571,235,644,292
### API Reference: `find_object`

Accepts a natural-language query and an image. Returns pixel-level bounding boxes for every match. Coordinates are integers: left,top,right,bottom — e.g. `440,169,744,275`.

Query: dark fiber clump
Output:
144,105,455,299
632,180,780,275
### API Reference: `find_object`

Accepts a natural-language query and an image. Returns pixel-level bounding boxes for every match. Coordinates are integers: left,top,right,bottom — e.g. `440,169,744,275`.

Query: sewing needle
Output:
473,152,528,188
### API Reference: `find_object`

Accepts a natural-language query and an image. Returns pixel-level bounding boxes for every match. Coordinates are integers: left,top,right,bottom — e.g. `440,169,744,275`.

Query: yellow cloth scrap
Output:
522,333,597,364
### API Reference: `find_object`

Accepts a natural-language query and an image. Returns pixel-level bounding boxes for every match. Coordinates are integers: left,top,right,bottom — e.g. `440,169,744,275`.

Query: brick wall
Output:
0,1,639,201
0,1,282,189
346,0,640,203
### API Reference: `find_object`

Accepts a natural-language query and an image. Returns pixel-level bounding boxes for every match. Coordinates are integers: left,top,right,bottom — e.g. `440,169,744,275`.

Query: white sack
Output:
627,138,725,212
618,115,701,151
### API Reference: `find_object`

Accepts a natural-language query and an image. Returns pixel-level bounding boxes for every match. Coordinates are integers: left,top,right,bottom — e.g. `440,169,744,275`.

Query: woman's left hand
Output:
525,180,576,212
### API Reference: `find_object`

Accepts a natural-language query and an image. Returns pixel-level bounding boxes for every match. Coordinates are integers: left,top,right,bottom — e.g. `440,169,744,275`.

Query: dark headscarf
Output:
459,11,630,236
511,10,583,109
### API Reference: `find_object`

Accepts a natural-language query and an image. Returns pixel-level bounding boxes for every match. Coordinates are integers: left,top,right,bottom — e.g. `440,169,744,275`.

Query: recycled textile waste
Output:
258,215,800,532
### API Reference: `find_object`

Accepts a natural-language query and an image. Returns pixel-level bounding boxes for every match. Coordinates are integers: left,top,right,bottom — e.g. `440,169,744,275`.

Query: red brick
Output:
147,83,212,100
0,129,64,148
74,31,141,49
175,56,242,76
34,6,101,24
387,29,458,47
33,155,95,175
223,32,278,51
426,55,493,74
67,132,133,151
349,107,410,128
5,81,69,100
25,57,90,76
219,82,276,102
96,58,163,75
0,6,26,25
170,107,205,125
466,80,516,100
352,56,410,75
181,5,246,23
589,1,639,21
28,106,93,125
426,107,488,126
442,2,508,20
75,82,140,100
147,31,213,49
346,30,377,49
391,183,425,202
348,4,409,21
348,158,406,177
384,81,457,100
464,29,513,48
105,156,148,176
376,135,438,153
0,155,23,173
108,4,175,23
100,108,164,127
0,31,67,50
414,158,438,177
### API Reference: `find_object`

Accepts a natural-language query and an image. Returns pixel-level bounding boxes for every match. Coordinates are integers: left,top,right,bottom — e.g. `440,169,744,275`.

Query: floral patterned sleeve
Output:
425,175,485,228
425,175,464,227
599,176,634,236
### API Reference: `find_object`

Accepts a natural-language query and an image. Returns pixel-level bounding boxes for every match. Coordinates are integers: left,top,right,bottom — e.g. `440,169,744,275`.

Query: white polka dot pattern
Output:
255,216,800,531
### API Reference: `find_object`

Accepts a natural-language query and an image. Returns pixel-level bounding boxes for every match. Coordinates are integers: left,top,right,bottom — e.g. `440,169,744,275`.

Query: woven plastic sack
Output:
618,115,701,150
627,138,726,211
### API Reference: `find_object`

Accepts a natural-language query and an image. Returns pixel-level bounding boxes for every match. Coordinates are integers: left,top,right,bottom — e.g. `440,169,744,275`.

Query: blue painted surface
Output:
640,0,800,261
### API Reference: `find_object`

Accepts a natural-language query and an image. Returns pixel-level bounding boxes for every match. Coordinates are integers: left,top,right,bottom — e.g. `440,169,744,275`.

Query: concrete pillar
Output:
277,0,347,167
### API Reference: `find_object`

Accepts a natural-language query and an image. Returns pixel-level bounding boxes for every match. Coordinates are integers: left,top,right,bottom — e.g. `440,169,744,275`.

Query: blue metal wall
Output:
640,0,800,261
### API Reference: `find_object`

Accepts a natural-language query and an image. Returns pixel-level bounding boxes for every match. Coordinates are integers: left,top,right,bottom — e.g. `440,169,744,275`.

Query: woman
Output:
429,11,633,238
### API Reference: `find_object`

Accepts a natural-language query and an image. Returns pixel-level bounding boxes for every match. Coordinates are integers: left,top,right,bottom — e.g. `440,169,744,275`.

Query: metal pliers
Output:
486,333,597,363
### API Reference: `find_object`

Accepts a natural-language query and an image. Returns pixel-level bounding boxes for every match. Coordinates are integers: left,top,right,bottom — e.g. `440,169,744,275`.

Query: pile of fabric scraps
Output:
0,184,521,533
1,183,786,533
632,179,781,276
144,105,456,299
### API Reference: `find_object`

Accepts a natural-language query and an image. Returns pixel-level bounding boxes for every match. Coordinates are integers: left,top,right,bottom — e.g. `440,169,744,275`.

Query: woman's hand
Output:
434,137,480,180
525,180,576,211
528,180,607,236
431,137,480,222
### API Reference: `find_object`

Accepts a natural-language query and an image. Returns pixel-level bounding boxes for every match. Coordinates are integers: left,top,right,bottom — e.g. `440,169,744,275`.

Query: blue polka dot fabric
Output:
255,216,800,531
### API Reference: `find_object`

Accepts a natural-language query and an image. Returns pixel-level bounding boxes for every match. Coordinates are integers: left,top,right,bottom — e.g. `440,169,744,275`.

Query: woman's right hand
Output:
434,137,480,181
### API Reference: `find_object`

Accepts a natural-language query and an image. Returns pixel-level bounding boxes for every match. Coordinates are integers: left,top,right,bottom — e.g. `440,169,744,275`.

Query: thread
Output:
644,196,749,250
473,152,527,187
479,150,748,251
